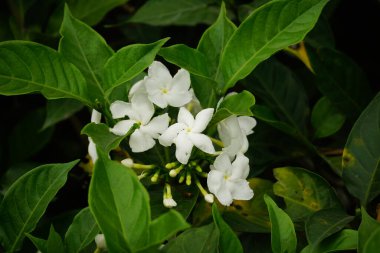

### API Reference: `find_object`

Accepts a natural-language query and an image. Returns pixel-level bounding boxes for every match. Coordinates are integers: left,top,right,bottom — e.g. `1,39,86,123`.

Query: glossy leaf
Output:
342,93,380,205
102,38,168,94
264,195,297,253
47,226,65,253
218,0,329,91
64,207,99,253
358,207,380,253
42,99,84,130
363,227,380,253
191,74,218,108
311,97,346,139
0,41,93,106
212,204,243,253
305,208,354,247
26,233,47,253
89,151,150,252
273,167,341,222
0,160,78,252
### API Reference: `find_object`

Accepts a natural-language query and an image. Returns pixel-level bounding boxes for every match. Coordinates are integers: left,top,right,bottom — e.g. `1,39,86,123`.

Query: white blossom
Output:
144,61,192,108
163,197,177,208
128,77,148,100
159,107,215,164
207,153,254,206
95,234,107,250
110,94,169,153
88,109,101,163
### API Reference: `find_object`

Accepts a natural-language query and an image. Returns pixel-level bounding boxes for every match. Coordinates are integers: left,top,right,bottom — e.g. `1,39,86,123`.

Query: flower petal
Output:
147,90,168,108
192,108,214,133
215,185,233,206
91,109,102,123
231,154,250,179
110,119,135,136
178,107,194,127
229,179,254,201
88,138,98,162
148,61,172,84
207,170,224,194
129,78,147,100
129,129,155,152
175,132,193,164
141,113,170,138
110,100,132,119
158,123,185,146
171,69,191,92
166,91,192,107
188,133,215,154
212,153,233,173
238,116,257,135
131,94,154,124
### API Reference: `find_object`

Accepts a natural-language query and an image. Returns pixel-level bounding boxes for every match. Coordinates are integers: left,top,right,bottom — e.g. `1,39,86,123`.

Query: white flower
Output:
88,109,102,163
95,234,107,250
207,153,254,206
217,115,256,157
204,194,214,203
128,77,148,100
163,197,177,208
144,61,192,108
110,94,169,153
159,107,215,164
121,158,134,167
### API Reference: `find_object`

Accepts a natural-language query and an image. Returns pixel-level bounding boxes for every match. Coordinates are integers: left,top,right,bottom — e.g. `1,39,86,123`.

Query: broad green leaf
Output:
307,47,371,118
304,16,335,49
59,5,114,102
66,0,129,26
264,195,297,253
102,38,168,94
26,233,47,253
218,0,329,91
212,204,243,253
197,2,236,75
273,167,341,222
159,44,211,77
42,99,84,130
358,207,380,253
363,227,380,253
146,210,189,249
47,226,64,253
8,108,54,163
311,97,346,139
64,207,99,253
129,0,219,26
0,160,78,252
0,162,39,194
89,151,150,252
163,223,219,253
191,74,218,108
0,41,93,106
301,229,358,253
305,208,354,248
210,91,255,126
237,0,272,21
342,93,380,205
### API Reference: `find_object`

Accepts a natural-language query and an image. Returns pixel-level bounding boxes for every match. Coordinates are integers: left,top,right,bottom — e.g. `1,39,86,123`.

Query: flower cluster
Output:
91,61,256,207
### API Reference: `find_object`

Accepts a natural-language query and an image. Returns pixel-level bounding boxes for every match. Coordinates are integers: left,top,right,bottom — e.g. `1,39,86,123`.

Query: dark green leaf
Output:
0,41,93,106
42,99,84,130
47,226,64,253
191,74,218,108
311,97,346,139
89,151,150,252
358,207,380,253
218,0,329,91
305,16,335,49
0,160,78,252
0,162,39,194
26,234,47,253
264,195,297,253
342,93,380,205
212,204,243,253
363,227,380,253
64,207,99,253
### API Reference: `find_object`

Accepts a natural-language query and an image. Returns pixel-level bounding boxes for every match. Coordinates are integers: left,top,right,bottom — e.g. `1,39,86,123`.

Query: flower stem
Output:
210,137,224,148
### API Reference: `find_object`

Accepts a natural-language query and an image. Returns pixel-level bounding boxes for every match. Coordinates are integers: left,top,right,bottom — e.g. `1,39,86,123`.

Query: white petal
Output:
238,116,257,135
148,61,172,84
131,94,154,124
91,109,101,123
230,179,254,201
129,129,155,152
159,123,186,146
166,91,192,107
110,120,135,136
177,107,194,127
88,138,98,162
213,153,233,173
231,154,250,179
141,113,170,138
163,198,177,208
207,170,224,194
147,90,168,108
215,186,233,206
188,133,215,154
170,69,191,92
192,108,214,133
175,132,193,164
110,100,132,119
129,78,147,100
95,234,107,250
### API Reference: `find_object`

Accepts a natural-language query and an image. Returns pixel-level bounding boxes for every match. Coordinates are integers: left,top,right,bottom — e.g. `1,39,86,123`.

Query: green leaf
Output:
102,38,168,95
159,44,211,77
163,223,219,253
358,207,380,253
0,41,93,106
59,5,114,102
305,208,354,248
311,97,346,139
363,227,380,253
89,151,150,252
66,0,129,26
191,74,218,108
42,99,84,130
218,0,329,91
0,160,78,252
342,93,380,205
197,2,236,75
0,162,39,195
26,233,47,253
264,195,297,253
129,0,219,26
212,204,243,253
210,90,255,126
301,229,358,253
273,167,341,222
64,207,99,253
47,226,64,253
307,47,371,118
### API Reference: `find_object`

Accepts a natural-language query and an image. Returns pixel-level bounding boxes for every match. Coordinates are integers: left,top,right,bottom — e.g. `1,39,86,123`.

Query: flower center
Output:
161,88,169,94
186,127,192,133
